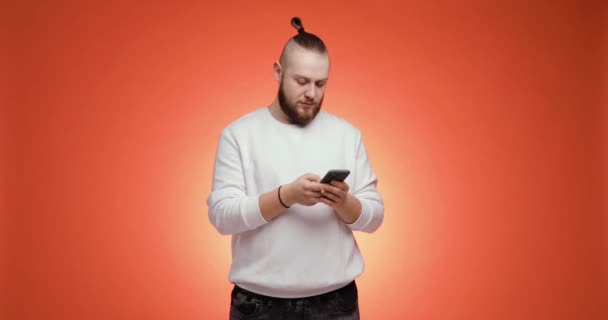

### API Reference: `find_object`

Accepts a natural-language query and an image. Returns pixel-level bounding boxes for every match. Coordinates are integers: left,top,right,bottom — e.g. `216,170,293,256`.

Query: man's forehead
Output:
285,51,329,79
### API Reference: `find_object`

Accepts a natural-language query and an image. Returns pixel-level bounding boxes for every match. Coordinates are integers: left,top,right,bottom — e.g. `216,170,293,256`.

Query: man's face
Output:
277,47,329,126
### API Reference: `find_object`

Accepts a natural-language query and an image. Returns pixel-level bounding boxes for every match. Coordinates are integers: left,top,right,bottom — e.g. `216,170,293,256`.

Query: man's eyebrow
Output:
293,74,328,82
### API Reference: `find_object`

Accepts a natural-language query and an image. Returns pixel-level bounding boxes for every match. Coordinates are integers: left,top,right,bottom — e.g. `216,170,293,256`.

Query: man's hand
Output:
318,180,349,209
319,180,362,224
280,176,361,224
282,173,324,207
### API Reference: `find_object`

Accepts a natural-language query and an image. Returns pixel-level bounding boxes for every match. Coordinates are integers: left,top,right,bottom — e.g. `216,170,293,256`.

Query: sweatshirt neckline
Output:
264,106,321,130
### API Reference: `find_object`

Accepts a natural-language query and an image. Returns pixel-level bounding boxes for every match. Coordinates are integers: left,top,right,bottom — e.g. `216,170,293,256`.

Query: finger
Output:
321,189,338,202
306,190,322,198
325,185,345,197
318,196,334,205
303,173,321,183
307,182,325,192
330,181,349,191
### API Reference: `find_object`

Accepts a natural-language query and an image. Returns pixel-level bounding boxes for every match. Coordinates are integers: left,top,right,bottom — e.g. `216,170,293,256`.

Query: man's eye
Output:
316,82,326,87
297,81,307,85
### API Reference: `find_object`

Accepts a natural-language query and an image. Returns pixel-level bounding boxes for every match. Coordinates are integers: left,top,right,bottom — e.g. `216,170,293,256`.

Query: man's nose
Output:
304,84,316,100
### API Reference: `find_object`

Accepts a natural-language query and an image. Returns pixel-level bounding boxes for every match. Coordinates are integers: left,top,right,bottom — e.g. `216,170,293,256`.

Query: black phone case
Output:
320,169,350,184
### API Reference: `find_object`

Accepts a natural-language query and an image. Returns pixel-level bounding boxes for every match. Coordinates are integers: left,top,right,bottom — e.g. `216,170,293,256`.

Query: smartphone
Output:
320,169,350,184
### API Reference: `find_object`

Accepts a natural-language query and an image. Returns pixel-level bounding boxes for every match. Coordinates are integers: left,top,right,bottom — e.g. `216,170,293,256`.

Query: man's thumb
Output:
303,173,321,182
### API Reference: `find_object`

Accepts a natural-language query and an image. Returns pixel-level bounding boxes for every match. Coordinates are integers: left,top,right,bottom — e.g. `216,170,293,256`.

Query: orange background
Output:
3,1,607,319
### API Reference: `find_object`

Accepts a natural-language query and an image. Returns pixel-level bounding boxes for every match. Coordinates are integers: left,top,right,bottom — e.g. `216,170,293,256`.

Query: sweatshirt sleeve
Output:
206,128,268,235
345,129,385,233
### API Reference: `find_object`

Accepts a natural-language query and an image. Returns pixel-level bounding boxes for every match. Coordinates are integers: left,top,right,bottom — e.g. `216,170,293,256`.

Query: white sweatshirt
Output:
207,107,384,298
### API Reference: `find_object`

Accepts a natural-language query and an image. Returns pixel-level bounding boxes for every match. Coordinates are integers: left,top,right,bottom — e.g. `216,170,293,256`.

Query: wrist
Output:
334,194,349,214
336,194,360,224
281,183,295,207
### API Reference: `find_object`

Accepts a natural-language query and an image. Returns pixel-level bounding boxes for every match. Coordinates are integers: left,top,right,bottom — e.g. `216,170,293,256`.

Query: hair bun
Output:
291,17,305,34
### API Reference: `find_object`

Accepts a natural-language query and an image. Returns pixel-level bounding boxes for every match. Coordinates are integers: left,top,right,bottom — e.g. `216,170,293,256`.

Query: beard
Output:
277,79,323,127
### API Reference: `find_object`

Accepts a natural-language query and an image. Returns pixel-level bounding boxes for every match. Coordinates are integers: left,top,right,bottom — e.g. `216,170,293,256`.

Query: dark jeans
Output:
229,281,360,320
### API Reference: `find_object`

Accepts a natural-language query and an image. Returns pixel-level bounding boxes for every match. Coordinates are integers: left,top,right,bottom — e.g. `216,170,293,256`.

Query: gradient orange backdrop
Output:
4,1,607,319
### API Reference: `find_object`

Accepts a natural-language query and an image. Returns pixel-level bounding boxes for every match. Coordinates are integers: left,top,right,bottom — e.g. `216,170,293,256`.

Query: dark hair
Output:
290,17,327,54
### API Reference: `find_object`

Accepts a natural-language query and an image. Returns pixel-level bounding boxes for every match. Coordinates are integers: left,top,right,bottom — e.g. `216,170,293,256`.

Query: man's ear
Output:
273,61,282,81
